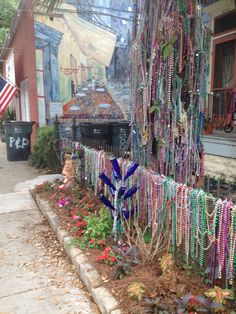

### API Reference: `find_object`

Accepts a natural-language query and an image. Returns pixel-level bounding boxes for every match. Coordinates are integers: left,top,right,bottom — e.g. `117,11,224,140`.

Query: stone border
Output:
33,194,121,314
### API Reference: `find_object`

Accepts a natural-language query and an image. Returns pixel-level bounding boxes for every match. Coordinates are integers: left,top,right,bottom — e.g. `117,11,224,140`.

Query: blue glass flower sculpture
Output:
99,158,139,240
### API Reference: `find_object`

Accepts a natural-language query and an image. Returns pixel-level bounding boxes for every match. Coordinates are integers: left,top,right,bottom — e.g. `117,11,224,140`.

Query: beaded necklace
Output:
81,146,236,286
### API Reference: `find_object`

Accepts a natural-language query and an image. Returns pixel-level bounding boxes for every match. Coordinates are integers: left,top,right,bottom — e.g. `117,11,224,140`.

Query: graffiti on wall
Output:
34,1,132,124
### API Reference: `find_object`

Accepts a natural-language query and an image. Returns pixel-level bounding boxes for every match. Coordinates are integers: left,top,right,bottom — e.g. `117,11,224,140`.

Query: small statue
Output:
61,153,76,188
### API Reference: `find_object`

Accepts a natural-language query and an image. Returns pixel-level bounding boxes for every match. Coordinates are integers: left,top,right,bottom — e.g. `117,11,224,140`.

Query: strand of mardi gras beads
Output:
229,206,236,284
184,187,191,265
176,185,184,247
210,198,220,283
190,189,197,259
217,200,227,279
199,192,207,267
82,146,236,284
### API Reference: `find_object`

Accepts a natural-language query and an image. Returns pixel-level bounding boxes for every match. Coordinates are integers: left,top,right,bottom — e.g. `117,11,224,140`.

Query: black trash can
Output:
5,121,34,161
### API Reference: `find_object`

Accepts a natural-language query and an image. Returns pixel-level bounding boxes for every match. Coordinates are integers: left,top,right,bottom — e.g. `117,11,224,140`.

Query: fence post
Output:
72,117,78,142
217,178,220,199
207,175,210,193
54,115,60,140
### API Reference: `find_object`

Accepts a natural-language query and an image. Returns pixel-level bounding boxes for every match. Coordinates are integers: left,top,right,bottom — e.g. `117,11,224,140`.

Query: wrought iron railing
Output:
206,89,235,132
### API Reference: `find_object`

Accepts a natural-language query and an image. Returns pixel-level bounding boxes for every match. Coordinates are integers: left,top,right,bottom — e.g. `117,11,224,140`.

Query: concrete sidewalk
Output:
0,142,98,314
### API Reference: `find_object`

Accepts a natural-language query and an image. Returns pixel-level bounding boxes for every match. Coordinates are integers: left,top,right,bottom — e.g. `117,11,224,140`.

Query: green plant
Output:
127,282,145,302
84,206,113,241
112,245,141,265
112,261,132,280
143,296,173,313
176,293,224,314
0,0,18,48
197,266,212,284
205,286,234,305
30,126,61,171
0,107,16,135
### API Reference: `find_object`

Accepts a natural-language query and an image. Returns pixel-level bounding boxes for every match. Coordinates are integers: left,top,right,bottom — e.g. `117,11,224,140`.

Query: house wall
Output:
203,0,236,94
202,0,236,181
4,9,38,149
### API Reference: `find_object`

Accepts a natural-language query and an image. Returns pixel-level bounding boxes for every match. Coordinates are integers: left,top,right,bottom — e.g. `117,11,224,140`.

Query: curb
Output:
33,193,121,314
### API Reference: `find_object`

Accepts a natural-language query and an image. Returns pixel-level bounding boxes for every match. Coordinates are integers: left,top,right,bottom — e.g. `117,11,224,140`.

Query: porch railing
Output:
206,89,235,131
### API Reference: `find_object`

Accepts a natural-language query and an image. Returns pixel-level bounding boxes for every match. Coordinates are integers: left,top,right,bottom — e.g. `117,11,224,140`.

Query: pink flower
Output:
72,215,79,220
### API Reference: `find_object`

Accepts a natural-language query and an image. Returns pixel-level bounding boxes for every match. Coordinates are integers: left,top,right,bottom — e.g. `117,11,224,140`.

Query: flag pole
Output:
0,72,20,91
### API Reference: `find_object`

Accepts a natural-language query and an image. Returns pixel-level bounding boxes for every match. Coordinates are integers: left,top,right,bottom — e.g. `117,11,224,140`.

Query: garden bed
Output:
33,181,236,314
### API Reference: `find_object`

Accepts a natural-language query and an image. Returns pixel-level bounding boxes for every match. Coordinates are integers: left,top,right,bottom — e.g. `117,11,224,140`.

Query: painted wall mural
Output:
34,1,133,124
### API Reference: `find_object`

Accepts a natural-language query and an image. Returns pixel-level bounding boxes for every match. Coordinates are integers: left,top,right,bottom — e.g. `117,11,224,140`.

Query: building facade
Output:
203,0,236,181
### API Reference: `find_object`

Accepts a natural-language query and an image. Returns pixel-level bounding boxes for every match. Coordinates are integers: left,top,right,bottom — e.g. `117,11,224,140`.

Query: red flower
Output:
81,221,87,227
101,254,108,260
86,203,92,208
95,255,100,262
76,221,81,227
110,256,116,263
37,182,45,189
51,193,56,199
90,238,95,244
98,240,104,246
77,229,84,236
104,247,111,253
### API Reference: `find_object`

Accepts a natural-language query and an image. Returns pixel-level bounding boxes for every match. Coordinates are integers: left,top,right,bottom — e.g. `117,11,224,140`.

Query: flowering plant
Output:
95,247,117,265
176,293,224,313
57,197,71,208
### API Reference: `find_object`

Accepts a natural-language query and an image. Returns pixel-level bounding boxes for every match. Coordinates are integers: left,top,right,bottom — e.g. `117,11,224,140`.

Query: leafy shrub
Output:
79,207,113,249
84,206,113,241
30,126,60,171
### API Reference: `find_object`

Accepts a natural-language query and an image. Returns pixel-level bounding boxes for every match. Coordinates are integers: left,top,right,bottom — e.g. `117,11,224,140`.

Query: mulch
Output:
33,182,235,314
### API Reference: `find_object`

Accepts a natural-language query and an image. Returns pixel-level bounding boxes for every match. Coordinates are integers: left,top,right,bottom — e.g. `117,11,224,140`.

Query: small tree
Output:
0,0,18,47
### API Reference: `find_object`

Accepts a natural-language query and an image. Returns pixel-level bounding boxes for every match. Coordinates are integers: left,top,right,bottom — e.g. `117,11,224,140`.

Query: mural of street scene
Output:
34,1,133,125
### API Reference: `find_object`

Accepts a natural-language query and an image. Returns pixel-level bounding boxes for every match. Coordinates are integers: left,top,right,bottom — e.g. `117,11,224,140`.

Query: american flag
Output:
0,75,17,117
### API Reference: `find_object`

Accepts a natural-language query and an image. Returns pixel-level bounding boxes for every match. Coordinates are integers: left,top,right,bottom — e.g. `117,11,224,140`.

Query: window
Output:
213,40,235,89
36,49,46,126
214,11,236,35
20,80,30,122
